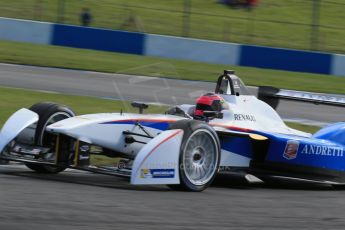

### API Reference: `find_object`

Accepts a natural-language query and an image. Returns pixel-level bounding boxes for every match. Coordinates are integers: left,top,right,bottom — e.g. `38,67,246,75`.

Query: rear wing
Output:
258,86,345,110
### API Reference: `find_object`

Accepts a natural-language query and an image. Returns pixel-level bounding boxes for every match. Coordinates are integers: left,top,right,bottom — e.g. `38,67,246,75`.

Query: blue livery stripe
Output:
263,132,345,172
101,120,171,130
219,136,253,158
150,169,175,178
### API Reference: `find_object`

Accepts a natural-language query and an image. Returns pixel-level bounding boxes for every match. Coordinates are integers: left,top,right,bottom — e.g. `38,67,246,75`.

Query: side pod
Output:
0,108,38,153
131,129,184,185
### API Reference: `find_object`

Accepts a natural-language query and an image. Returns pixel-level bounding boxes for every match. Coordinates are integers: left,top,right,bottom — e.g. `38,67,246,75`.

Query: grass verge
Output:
0,86,164,125
0,40,345,94
285,122,320,134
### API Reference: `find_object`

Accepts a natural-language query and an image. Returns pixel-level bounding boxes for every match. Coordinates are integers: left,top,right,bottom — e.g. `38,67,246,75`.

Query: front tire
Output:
25,102,75,173
169,120,220,191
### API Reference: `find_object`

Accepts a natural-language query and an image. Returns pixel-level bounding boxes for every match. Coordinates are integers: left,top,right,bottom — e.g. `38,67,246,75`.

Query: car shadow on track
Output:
0,165,338,192
0,165,171,192
213,172,335,191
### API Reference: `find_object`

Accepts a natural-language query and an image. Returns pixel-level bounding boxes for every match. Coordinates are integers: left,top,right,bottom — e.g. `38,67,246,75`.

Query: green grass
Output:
0,86,164,125
0,40,345,94
0,0,344,53
285,122,320,134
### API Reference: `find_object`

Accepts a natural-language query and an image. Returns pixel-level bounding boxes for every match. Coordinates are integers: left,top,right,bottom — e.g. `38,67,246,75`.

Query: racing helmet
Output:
194,93,228,117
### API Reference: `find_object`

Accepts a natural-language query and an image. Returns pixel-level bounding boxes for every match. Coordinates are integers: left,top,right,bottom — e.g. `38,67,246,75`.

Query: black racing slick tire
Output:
25,102,75,173
168,120,221,192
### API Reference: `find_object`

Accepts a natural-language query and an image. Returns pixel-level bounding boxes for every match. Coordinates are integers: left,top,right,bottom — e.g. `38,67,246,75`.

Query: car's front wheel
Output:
25,102,75,173
169,120,220,191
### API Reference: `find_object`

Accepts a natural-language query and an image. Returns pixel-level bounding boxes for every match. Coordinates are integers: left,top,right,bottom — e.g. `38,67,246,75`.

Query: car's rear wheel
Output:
25,102,75,173
169,120,220,191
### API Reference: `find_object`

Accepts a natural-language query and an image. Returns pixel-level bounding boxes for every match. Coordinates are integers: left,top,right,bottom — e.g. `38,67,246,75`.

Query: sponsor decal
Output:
234,114,256,122
283,140,299,160
141,169,151,178
300,144,344,157
79,155,90,160
80,145,90,152
233,80,240,89
141,169,175,179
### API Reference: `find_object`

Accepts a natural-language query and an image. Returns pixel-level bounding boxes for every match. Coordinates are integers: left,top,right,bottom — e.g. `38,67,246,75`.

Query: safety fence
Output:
0,17,344,76
1,0,345,54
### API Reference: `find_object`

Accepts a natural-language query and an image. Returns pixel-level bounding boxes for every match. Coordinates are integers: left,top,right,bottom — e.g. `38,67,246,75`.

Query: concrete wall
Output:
239,45,332,75
331,54,345,76
145,34,240,65
0,17,52,45
0,17,344,77
52,24,145,55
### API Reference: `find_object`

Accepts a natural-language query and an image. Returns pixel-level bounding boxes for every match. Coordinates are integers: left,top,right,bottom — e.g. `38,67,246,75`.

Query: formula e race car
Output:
0,70,344,191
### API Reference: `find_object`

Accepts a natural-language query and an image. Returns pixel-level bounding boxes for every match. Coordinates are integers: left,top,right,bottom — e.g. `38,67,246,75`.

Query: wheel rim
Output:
39,112,73,161
183,129,218,186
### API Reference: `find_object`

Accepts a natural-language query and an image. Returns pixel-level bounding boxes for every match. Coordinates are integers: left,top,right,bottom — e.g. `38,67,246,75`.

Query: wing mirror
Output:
131,102,149,114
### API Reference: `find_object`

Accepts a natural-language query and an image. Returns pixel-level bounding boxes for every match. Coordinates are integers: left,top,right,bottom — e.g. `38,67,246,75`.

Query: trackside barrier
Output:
0,17,344,77
332,54,345,77
144,34,240,65
51,24,145,55
0,17,52,45
239,45,332,75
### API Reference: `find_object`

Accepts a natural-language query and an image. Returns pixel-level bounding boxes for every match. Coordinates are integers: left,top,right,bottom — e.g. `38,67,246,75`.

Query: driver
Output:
194,93,228,120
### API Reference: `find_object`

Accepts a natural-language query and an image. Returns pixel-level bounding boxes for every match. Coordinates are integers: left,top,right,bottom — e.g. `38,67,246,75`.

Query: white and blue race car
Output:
0,70,344,191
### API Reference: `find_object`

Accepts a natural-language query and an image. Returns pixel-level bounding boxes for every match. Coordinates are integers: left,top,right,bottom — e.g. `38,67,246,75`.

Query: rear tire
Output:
25,102,75,173
168,120,220,191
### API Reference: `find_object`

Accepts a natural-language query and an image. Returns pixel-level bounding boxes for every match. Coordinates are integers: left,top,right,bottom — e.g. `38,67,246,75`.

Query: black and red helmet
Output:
194,93,228,117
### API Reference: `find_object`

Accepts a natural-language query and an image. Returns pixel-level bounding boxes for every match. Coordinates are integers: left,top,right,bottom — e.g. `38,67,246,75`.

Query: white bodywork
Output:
46,113,184,159
209,95,310,137
0,109,38,152
0,74,312,186
0,94,310,173
219,149,251,167
131,129,183,185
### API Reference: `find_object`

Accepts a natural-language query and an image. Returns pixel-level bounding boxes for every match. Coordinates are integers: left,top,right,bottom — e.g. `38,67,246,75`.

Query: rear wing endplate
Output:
258,86,345,110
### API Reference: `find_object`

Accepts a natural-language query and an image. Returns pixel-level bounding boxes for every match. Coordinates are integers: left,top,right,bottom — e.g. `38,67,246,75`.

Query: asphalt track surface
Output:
1,164,345,230
1,63,345,230
0,63,343,125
